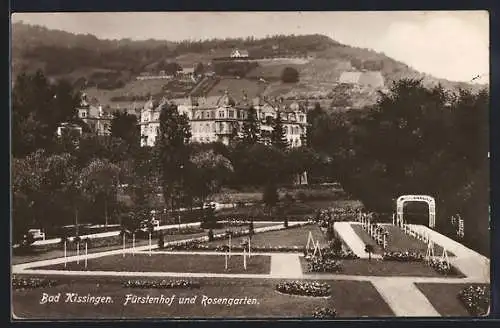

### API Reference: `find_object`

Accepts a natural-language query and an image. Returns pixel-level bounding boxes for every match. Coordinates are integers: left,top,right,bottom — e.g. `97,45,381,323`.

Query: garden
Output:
12,276,393,318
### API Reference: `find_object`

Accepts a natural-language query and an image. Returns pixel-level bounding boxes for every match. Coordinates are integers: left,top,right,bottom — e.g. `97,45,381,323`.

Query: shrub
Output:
276,281,330,297
281,67,299,83
158,233,164,249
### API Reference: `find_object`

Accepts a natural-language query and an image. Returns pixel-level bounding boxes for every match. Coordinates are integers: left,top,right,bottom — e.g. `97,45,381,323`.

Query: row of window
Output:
284,125,304,135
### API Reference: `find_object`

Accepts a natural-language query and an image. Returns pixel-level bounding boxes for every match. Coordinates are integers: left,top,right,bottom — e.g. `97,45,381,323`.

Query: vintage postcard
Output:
10,11,490,319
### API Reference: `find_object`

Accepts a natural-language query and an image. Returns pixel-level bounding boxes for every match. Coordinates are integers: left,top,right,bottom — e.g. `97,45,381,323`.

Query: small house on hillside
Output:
230,49,249,58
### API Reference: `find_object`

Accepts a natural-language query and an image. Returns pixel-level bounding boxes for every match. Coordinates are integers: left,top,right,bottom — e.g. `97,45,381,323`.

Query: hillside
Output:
11,22,487,109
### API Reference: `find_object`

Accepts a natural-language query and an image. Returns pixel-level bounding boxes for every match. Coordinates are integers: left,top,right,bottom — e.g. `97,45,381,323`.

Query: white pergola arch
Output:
396,195,436,228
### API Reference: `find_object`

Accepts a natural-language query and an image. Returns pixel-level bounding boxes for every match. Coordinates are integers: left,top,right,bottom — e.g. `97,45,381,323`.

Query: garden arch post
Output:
396,195,436,228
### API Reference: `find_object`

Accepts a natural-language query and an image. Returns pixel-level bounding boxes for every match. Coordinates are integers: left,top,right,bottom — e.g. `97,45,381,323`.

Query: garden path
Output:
371,279,440,316
270,253,303,278
333,222,382,259
407,224,490,283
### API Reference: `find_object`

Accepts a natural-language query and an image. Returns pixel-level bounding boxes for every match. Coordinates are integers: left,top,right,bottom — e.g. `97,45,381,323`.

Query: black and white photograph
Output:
10,11,490,319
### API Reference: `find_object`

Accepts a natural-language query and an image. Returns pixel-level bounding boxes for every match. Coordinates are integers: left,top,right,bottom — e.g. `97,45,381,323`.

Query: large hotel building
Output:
139,91,308,148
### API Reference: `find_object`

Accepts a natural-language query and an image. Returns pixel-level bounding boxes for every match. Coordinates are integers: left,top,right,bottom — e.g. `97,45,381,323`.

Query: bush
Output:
281,67,299,83
12,277,58,290
458,285,490,316
122,279,200,289
276,281,330,297
312,307,337,319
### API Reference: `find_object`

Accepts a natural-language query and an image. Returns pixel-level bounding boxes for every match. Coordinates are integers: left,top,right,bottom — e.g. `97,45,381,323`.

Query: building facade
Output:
139,91,308,148
76,93,113,136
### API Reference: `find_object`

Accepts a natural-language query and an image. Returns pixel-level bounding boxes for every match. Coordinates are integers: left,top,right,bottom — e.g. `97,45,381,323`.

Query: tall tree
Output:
271,111,288,150
80,158,121,226
110,111,140,151
186,149,234,205
154,102,192,211
241,106,260,145
12,71,81,157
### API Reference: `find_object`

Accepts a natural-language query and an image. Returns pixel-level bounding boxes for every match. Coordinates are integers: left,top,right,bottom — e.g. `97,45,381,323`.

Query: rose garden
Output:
12,200,490,318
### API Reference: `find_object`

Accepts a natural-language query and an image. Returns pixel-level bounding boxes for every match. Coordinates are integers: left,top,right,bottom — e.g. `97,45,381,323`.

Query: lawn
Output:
12,277,393,318
205,225,328,249
299,257,465,278
206,78,267,99
415,283,490,317
350,224,384,255
32,253,271,275
384,225,455,256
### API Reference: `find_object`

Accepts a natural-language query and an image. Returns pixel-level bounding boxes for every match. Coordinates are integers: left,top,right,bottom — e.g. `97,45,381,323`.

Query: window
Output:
228,110,234,118
284,126,289,134
299,115,305,122
219,110,225,118
81,112,86,118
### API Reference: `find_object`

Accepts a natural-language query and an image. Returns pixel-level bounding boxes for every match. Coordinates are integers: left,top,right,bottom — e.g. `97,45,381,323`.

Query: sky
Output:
12,11,489,83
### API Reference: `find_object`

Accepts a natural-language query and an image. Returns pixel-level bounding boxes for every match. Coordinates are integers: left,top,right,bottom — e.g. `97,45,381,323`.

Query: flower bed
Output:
275,281,330,297
321,249,359,260
12,277,59,290
305,257,343,273
122,279,201,289
161,227,205,235
312,307,337,319
428,259,460,276
383,251,424,262
458,285,490,316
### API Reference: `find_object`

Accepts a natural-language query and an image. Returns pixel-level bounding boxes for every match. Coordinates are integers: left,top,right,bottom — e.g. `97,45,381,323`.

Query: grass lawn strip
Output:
384,225,455,256
205,225,327,248
32,253,271,275
12,277,393,318
349,224,384,254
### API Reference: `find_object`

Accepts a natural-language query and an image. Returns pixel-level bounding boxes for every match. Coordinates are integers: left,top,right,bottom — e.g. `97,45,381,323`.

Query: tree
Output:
12,149,83,242
154,102,192,211
271,112,288,150
262,184,279,215
241,107,260,145
194,62,205,76
110,111,140,151
364,244,374,261
281,67,299,83
187,149,234,205
12,71,81,157
80,158,121,226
